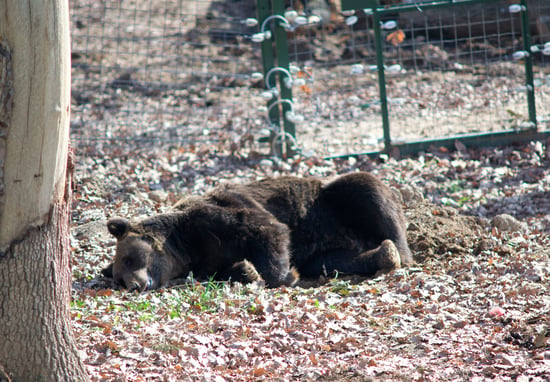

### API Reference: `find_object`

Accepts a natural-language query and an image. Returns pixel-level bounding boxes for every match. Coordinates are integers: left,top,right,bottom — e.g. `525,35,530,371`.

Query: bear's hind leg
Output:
363,239,402,276
321,172,413,266
299,240,401,279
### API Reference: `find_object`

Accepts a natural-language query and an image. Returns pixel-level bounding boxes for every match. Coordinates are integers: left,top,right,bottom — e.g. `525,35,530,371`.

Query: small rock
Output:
488,306,506,318
235,349,248,361
149,190,167,203
398,184,424,204
259,159,273,168
432,320,445,330
524,266,544,282
491,214,526,232
534,332,548,349
495,353,515,366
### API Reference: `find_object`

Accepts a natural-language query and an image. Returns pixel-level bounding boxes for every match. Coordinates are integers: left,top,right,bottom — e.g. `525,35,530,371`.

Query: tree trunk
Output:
0,0,89,381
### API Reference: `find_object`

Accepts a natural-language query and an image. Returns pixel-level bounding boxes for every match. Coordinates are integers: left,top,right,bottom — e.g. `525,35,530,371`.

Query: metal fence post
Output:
256,0,296,157
519,0,537,128
257,0,279,134
371,6,392,152
272,0,296,157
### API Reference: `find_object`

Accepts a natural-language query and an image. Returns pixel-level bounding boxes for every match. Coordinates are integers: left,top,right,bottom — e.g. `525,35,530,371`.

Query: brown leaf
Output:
253,367,268,377
309,353,318,365
386,29,405,46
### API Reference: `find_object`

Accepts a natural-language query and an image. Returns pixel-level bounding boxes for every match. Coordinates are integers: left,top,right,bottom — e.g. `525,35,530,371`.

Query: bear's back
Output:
236,177,323,227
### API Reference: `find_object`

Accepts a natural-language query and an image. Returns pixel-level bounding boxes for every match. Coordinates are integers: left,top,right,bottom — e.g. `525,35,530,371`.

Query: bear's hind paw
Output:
374,239,401,276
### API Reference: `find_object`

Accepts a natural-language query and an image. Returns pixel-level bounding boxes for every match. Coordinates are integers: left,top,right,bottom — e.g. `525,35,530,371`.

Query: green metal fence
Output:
71,1,550,158
257,0,297,157
256,0,550,157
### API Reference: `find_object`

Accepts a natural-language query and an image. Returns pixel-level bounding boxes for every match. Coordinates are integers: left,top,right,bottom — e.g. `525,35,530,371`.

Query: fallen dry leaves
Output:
68,3,550,379
71,140,550,381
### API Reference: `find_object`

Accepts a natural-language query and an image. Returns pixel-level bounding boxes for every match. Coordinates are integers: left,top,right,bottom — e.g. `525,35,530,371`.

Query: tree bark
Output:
0,185,89,382
0,0,89,380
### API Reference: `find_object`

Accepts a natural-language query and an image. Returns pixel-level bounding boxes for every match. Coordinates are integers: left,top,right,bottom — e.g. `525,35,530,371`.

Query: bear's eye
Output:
141,235,153,243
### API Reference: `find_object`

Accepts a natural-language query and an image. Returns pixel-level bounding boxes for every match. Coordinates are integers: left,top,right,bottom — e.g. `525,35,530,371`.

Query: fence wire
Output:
71,0,268,154
70,0,550,157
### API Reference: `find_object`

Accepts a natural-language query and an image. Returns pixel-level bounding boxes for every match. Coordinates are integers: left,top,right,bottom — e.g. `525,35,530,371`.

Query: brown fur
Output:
102,172,412,291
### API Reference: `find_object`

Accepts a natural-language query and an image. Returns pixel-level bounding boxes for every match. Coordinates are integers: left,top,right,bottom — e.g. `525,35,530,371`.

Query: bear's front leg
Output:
243,221,299,287
222,260,262,284
222,260,299,287
186,203,298,287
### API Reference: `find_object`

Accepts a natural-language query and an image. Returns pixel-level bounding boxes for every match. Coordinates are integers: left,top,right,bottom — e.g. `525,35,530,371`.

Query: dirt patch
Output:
405,201,488,262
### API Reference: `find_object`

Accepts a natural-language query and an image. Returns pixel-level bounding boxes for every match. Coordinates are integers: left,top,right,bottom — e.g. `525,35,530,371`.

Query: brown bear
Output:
102,172,413,291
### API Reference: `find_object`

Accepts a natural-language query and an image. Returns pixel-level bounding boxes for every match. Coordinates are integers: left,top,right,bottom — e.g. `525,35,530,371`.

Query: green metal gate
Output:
256,0,550,157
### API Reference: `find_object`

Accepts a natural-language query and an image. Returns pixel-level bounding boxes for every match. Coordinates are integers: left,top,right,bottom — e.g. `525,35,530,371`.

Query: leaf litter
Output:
71,139,550,381
68,0,550,378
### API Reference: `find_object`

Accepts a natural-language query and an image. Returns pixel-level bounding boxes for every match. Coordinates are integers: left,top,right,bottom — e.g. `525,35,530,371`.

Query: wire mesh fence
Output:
70,0,268,154
70,0,550,157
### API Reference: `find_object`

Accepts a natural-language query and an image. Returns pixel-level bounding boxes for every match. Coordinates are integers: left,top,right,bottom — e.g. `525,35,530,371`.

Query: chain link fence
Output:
70,0,550,157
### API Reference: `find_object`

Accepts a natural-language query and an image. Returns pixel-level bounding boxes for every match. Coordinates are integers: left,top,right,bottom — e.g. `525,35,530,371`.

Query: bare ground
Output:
71,143,550,381
69,1,550,380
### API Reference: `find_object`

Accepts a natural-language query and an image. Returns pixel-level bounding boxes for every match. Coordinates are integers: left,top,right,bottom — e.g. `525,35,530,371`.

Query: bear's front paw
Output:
284,267,300,287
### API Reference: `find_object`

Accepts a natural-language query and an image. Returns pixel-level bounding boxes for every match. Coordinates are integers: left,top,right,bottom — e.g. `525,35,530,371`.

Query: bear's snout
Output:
125,280,142,292
113,266,151,292
115,276,149,292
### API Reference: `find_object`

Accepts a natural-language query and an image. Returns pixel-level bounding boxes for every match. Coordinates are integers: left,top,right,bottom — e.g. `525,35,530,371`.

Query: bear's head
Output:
102,217,185,292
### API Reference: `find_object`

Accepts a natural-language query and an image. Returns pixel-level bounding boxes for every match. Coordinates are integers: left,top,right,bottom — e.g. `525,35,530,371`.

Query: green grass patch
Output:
70,278,259,327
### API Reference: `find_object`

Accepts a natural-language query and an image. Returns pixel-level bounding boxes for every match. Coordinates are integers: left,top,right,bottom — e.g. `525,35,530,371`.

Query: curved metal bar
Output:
266,99,294,125
265,66,292,90
260,14,291,34
271,131,299,156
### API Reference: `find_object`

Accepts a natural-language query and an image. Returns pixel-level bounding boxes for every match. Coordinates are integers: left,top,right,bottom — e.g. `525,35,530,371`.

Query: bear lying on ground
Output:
102,172,413,291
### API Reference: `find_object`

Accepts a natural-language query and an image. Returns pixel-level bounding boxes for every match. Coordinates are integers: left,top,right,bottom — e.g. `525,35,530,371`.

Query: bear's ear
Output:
107,218,130,239
101,263,114,278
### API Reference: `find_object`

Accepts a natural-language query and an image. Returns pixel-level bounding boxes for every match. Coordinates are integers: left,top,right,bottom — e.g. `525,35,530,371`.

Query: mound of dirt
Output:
405,201,489,263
